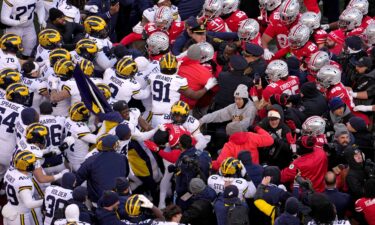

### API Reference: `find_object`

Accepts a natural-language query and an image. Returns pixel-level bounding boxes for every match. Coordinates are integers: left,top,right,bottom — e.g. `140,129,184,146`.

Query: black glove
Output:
168,165,177,173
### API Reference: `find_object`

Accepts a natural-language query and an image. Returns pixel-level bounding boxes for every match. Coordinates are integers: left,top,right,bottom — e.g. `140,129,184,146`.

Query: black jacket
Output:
46,21,85,51
214,70,252,110
352,68,375,106
344,148,366,199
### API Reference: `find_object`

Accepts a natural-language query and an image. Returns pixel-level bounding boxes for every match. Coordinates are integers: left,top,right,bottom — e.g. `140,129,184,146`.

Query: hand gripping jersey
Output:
223,10,248,32
0,50,21,71
148,72,188,115
103,68,142,103
43,185,73,225
53,78,80,117
144,21,185,44
262,76,300,102
64,118,91,171
208,175,253,200
4,167,35,213
22,77,47,113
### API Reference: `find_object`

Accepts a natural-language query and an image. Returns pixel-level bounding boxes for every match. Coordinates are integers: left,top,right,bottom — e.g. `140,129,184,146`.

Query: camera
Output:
365,159,375,179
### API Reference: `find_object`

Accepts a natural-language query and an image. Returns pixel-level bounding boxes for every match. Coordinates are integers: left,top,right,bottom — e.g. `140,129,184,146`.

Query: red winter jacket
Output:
178,57,213,108
281,147,328,192
212,126,274,170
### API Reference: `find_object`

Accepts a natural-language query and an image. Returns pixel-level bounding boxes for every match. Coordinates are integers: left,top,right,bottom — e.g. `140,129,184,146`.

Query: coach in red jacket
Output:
178,44,214,108
212,123,274,170
281,135,328,193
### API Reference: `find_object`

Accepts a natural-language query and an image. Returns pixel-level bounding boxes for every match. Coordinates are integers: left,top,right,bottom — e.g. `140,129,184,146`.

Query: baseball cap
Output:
350,56,373,68
223,185,239,204
267,110,281,119
244,43,264,57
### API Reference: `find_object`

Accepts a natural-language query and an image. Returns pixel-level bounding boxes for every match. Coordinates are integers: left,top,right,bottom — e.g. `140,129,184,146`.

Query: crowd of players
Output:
0,0,375,224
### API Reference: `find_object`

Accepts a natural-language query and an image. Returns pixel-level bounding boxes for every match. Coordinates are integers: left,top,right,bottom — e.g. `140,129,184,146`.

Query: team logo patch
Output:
289,164,295,169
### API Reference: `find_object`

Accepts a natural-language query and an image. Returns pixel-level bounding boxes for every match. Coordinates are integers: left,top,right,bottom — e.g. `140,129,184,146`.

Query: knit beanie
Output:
115,177,130,193
329,97,345,111
61,172,76,190
98,191,119,207
300,82,318,98
21,108,39,125
226,121,245,136
229,55,248,71
115,124,131,140
285,197,300,214
187,44,202,61
65,204,80,222
334,123,349,138
233,84,248,98
328,30,345,45
189,178,206,194
49,8,65,22
72,186,87,202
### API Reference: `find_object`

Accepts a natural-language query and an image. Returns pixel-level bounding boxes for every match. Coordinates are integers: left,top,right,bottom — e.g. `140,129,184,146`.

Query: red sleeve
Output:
158,149,181,163
262,86,275,102
281,163,298,183
286,132,296,144
273,47,290,60
119,33,143,46
303,0,320,13
252,127,274,147
212,145,232,171
264,24,277,38
355,198,365,212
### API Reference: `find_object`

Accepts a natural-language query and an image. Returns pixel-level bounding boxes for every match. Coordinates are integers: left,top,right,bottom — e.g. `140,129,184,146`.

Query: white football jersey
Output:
148,73,188,115
64,118,91,166
0,99,26,153
70,50,83,64
41,63,55,81
0,89,6,99
0,50,21,71
163,114,200,135
103,68,142,103
87,35,112,51
53,78,80,117
3,167,35,213
54,219,90,225
15,115,28,143
144,5,180,22
34,45,51,64
57,0,80,23
208,175,251,200
39,114,65,148
90,77,103,85
22,77,47,113
43,185,73,225
1,0,39,27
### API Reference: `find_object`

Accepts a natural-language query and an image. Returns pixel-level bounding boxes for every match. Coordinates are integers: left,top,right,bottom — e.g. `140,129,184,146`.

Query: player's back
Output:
149,72,188,115
44,185,73,225
0,99,25,146
54,78,80,116
35,45,51,63
0,50,21,71
4,167,34,213
64,118,91,164
22,77,47,112
5,0,37,27
40,114,65,148
275,75,300,95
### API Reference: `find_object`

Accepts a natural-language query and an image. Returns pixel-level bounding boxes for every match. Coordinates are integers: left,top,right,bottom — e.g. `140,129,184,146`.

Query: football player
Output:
34,29,62,64
348,0,374,30
301,116,327,148
337,8,364,37
0,0,46,57
79,58,103,84
21,61,48,112
307,50,341,83
208,157,256,200
237,18,261,47
261,0,301,60
258,0,282,32
221,0,248,32
363,23,375,50
70,38,98,64
261,60,300,103
299,12,327,49
83,16,116,72
64,102,98,171
0,68,21,98
42,48,71,82
49,58,80,117
103,57,150,103
43,172,75,225
96,83,115,105
163,101,210,150
0,33,23,71
0,83,29,181
57,0,80,23
199,0,227,32
148,52,217,127
3,151,43,225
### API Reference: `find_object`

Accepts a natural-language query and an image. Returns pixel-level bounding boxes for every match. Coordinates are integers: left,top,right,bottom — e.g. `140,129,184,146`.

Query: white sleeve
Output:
193,132,210,150
133,85,150,100
74,11,80,23
95,51,116,70
1,0,21,26
243,181,256,198
133,127,158,142
19,189,43,209
80,133,98,144
36,0,45,24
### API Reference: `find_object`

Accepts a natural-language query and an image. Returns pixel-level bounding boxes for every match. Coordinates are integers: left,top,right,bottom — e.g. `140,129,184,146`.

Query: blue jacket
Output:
274,213,300,225
117,194,130,219
95,208,125,225
214,194,247,225
76,151,129,203
324,188,351,219
175,0,205,20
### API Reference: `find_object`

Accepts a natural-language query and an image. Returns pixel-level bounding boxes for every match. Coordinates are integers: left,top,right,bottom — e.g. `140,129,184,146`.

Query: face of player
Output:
355,66,368,74
120,108,130,120
204,9,214,18
333,107,344,116
337,134,350,146
269,117,280,128
234,97,245,108
191,32,207,43
173,114,185,124
54,17,66,26
325,38,336,48
223,45,236,60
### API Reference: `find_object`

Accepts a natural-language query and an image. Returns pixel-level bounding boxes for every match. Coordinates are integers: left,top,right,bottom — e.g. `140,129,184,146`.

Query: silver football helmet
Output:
146,31,170,55
197,42,214,63
308,51,330,73
364,23,375,46
266,60,289,82
300,11,321,31
279,0,300,25
348,0,369,15
222,0,239,15
338,8,363,31
259,0,282,11
155,6,173,30
203,0,223,18
316,65,342,88
288,24,310,49
238,19,260,42
302,116,326,136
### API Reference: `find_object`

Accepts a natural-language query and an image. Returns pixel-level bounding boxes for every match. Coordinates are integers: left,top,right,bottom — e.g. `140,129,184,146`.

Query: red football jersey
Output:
144,21,185,44
361,16,375,29
264,12,301,49
223,10,248,32
313,29,328,44
291,41,318,65
346,27,364,37
262,76,300,101
206,17,227,32
164,123,192,147
326,83,355,110
314,134,327,149
355,198,375,225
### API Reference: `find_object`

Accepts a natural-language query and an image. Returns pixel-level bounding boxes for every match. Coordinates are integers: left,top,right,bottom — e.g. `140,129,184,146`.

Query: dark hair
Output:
153,130,169,146
39,101,53,115
163,204,182,221
22,60,36,77
309,193,336,223
364,179,375,198
179,134,193,149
